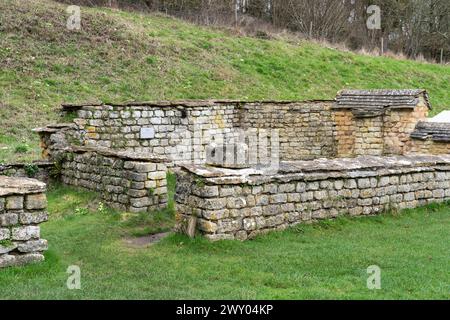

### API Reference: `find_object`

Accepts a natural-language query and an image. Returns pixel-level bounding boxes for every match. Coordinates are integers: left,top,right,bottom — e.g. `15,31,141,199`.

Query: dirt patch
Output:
123,232,171,248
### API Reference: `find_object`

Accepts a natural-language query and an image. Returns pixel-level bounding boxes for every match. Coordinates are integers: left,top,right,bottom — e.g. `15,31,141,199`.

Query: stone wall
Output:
410,121,450,155
64,101,240,164
36,91,433,171
333,105,429,157
175,155,450,240
60,147,169,212
383,105,430,155
239,101,336,160
333,90,430,157
0,176,48,268
59,100,336,164
0,161,54,183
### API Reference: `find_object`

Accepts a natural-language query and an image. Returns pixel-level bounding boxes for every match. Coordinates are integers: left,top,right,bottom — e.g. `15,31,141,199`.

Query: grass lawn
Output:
0,175,449,299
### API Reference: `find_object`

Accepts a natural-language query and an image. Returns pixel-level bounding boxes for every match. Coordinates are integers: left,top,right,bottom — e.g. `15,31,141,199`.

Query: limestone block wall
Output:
66,102,240,164
175,155,450,240
58,100,337,164
0,176,48,268
383,106,429,155
60,147,169,212
409,121,450,155
410,140,450,155
239,101,336,160
0,162,54,183
333,90,430,157
333,106,429,157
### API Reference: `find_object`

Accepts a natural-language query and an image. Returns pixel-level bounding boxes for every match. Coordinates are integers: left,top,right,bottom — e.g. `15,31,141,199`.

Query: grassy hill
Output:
1,0,449,163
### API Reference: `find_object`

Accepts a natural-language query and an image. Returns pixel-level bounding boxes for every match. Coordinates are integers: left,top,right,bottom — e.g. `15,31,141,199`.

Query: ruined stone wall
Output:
383,105,429,155
239,102,336,160
410,140,450,155
175,155,450,240
70,103,239,164
409,121,450,155
60,147,169,212
0,162,54,183
60,100,338,164
334,105,429,157
0,176,48,268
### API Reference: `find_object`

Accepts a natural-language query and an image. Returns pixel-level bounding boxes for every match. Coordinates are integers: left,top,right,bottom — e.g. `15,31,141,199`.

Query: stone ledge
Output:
0,176,46,196
60,99,336,111
68,146,171,163
180,155,450,185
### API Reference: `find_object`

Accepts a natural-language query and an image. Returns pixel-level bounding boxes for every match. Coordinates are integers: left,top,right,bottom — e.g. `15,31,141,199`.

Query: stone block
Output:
6,196,24,210
11,226,40,241
0,228,10,241
14,253,45,266
25,193,47,210
17,239,48,253
0,254,16,268
0,213,19,227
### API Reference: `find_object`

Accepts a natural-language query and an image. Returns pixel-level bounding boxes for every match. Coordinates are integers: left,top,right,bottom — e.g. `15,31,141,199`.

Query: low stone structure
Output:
0,161,54,183
175,155,450,240
334,89,431,157
410,121,450,155
0,176,48,267
32,89,449,218
60,146,169,212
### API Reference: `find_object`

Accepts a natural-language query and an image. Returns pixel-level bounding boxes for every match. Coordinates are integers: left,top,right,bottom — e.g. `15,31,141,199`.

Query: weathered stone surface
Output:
14,253,45,266
6,196,24,210
0,254,16,268
0,228,10,240
19,211,49,225
176,155,450,241
0,243,18,254
25,193,47,210
17,239,48,253
11,226,40,241
0,213,19,226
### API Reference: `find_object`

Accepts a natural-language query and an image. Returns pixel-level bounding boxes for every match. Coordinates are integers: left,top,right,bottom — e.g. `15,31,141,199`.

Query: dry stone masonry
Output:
175,155,450,240
410,121,450,155
60,146,169,212
0,176,48,267
334,90,430,157
31,89,450,222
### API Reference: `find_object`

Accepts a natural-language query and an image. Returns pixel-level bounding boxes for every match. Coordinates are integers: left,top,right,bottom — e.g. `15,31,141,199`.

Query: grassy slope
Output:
0,184,448,299
0,0,449,163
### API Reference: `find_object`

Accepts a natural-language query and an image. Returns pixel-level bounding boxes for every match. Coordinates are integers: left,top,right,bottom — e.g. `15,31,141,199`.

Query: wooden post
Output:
381,37,384,56
441,48,444,64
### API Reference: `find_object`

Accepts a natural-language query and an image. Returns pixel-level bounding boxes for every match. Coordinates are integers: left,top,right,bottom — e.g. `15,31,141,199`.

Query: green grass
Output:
1,0,449,163
0,181,449,299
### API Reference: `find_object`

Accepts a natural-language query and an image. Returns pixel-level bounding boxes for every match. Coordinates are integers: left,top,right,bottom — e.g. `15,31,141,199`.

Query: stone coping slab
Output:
0,176,46,196
68,146,171,163
60,99,335,110
180,155,450,185
32,123,75,133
